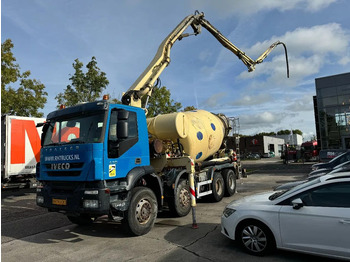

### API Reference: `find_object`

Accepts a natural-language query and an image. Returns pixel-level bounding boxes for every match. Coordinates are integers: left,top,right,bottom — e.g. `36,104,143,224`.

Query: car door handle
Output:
339,220,350,225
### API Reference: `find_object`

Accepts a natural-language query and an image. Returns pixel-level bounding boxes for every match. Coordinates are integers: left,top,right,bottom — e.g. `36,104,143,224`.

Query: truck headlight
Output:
83,200,99,209
84,190,99,195
223,207,236,218
37,196,44,204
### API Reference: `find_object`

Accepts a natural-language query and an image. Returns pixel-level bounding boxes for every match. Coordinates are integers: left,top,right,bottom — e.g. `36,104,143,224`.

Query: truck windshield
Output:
43,112,105,146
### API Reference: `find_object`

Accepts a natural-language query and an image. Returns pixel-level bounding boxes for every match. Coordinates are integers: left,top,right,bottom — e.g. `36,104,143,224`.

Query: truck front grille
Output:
44,162,84,177
47,171,81,177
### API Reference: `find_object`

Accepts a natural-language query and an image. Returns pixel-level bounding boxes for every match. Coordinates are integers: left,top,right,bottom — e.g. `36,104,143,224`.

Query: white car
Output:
221,174,350,260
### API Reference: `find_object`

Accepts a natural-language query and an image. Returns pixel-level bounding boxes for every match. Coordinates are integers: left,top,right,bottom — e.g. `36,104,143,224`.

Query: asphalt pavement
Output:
2,159,337,262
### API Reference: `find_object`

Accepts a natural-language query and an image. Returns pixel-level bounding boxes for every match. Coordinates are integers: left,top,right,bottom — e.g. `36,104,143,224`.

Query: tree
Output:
277,129,291,135
292,129,303,136
143,86,182,117
1,39,47,117
183,106,197,111
55,56,109,107
109,97,121,104
256,132,276,136
277,129,303,136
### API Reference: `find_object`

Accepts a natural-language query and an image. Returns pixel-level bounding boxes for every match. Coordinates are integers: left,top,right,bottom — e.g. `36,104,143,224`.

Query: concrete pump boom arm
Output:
199,17,289,75
121,11,289,108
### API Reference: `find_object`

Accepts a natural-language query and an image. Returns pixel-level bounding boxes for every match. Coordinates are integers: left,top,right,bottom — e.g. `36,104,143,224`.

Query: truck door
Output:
106,109,142,179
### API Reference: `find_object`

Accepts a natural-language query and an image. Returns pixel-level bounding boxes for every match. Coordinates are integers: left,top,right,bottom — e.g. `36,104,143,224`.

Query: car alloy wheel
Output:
241,224,267,253
236,220,276,256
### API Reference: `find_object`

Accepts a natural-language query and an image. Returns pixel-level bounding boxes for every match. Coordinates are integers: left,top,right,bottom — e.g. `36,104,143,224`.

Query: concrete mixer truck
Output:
36,11,289,235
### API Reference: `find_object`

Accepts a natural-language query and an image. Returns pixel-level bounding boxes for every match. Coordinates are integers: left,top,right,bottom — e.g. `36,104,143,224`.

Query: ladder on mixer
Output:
235,136,243,179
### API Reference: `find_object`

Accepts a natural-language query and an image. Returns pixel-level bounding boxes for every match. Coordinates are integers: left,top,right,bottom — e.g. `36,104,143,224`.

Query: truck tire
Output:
222,169,236,197
67,214,94,226
211,172,225,202
168,179,191,217
124,187,158,236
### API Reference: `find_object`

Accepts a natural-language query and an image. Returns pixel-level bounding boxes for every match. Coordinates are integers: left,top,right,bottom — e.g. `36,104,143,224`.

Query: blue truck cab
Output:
36,100,163,234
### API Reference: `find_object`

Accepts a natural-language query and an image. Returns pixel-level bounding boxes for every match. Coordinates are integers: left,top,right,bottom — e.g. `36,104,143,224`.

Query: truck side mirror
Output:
118,120,128,139
40,122,50,147
117,109,129,139
118,110,129,120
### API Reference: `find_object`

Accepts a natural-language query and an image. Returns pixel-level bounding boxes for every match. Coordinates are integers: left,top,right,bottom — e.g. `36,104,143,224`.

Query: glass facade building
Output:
315,72,350,149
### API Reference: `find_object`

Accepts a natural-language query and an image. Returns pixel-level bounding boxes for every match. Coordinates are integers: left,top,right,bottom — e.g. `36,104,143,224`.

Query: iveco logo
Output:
51,163,70,170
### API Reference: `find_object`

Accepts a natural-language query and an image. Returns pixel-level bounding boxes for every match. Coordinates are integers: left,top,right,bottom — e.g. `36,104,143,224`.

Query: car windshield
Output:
269,177,321,200
43,112,106,146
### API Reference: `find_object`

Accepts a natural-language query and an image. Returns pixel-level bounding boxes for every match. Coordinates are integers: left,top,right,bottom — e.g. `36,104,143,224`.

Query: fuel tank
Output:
147,110,229,162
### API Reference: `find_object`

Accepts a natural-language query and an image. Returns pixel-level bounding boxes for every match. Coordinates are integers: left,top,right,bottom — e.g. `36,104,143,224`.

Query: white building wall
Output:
263,136,285,157
274,134,303,146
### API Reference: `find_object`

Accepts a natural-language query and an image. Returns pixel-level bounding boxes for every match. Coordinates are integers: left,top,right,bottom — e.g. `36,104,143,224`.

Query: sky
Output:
2,0,350,140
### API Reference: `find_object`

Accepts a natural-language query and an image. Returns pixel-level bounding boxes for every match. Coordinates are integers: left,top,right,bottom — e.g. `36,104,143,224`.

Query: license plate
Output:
52,198,67,206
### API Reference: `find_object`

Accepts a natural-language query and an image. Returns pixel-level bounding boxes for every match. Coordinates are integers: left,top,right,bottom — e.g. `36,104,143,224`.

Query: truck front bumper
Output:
36,181,110,215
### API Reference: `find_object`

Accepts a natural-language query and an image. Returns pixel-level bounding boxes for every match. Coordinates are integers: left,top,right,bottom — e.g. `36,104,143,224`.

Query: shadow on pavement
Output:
161,222,338,262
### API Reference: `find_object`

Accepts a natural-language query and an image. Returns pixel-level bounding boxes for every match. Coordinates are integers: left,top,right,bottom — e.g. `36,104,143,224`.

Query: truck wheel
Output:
169,179,191,217
222,169,236,197
211,172,225,202
124,187,158,236
67,214,94,225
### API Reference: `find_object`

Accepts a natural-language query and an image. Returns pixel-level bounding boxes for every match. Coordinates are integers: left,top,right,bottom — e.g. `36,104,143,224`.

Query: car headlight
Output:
223,207,236,218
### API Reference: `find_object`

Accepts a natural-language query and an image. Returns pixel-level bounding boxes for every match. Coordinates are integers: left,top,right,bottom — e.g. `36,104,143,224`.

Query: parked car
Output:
309,160,350,178
328,161,350,174
274,169,350,191
311,151,350,171
274,161,350,191
244,152,261,160
262,152,275,158
221,174,350,259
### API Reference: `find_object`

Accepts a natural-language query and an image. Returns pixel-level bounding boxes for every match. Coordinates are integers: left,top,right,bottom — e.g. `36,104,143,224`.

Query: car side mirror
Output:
292,198,304,210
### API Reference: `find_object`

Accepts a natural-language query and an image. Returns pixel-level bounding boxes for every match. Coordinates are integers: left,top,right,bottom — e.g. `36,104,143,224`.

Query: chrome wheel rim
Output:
228,175,234,190
215,179,223,195
135,198,152,224
241,225,267,253
179,188,190,208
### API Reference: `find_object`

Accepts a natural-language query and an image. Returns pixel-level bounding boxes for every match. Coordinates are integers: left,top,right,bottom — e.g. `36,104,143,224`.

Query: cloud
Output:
231,93,272,106
237,23,350,86
285,94,314,112
190,0,337,17
305,0,338,12
199,22,350,92
241,111,284,125
239,54,322,85
198,50,212,62
202,92,226,107
340,56,350,65
248,23,349,57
